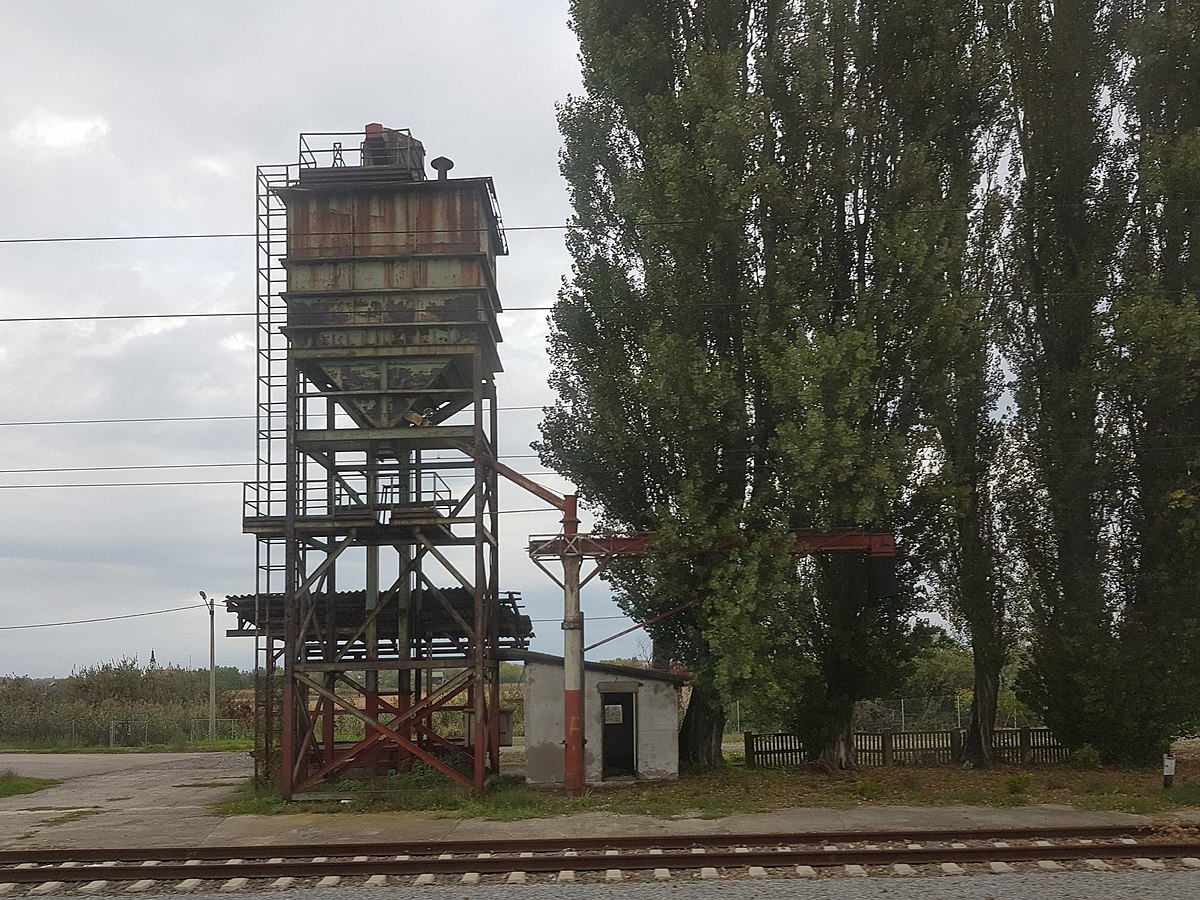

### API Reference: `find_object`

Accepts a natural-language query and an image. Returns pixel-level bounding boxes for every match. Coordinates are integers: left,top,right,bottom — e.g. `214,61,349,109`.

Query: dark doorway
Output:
601,692,636,778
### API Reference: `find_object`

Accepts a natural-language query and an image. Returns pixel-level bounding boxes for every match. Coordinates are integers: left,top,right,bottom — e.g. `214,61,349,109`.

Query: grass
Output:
0,768,60,799
37,809,103,827
211,762,1200,821
0,739,254,754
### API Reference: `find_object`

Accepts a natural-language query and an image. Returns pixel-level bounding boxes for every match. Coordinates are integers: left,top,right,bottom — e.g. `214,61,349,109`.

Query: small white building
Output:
509,651,684,785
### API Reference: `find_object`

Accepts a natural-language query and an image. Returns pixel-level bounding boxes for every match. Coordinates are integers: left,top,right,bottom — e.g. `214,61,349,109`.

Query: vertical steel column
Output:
560,495,584,796
281,354,299,801
472,352,487,790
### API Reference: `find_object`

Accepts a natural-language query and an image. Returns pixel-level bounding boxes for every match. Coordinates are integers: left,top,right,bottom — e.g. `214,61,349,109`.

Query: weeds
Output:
211,761,1200,821
1004,771,1033,795
0,769,60,799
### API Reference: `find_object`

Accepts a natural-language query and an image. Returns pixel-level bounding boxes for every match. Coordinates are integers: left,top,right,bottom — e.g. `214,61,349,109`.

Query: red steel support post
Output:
560,495,585,796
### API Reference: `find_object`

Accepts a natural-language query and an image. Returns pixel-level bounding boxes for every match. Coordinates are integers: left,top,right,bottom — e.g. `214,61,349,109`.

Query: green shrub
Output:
852,779,886,799
1071,744,1102,770
1005,771,1033,795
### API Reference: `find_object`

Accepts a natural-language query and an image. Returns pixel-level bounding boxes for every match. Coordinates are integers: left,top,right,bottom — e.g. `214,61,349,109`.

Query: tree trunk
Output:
962,656,999,767
818,714,857,771
678,680,725,770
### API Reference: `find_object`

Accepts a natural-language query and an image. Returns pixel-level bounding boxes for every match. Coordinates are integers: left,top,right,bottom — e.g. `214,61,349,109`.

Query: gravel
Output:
25,870,1200,900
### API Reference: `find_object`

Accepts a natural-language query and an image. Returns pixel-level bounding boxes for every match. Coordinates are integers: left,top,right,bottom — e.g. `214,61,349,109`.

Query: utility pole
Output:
200,591,216,742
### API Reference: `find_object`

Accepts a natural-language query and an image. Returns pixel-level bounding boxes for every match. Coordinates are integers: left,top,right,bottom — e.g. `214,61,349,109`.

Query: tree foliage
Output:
541,0,1200,769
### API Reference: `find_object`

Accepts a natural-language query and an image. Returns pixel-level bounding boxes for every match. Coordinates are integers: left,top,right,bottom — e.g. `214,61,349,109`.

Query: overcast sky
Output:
0,1,645,678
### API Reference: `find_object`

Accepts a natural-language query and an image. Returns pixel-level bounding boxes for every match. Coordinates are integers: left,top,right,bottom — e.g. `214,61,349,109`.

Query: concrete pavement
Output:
1,752,1195,850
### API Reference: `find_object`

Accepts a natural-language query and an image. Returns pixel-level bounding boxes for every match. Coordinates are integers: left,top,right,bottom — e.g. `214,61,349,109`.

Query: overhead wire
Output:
3,282,1190,324
0,197,1190,246
0,603,209,631
0,410,548,428
0,605,632,632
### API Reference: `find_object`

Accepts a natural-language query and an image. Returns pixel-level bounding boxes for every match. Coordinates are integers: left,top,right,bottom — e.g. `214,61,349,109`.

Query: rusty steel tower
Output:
231,125,531,796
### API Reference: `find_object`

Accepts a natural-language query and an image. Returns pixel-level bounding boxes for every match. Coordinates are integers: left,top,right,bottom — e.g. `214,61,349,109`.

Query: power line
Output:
0,410,548,428
1,200,1189,246
0,456,544,476
0,604,208,631
0,463,251,475
6,283,1193,325
0,603,630,632
0,225,570,245
0,415,253,427
0,480,247,489
0,312,253,323
0,480,569,515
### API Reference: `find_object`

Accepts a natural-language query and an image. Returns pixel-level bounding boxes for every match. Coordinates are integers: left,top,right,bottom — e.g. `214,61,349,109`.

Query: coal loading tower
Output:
232,125,531,796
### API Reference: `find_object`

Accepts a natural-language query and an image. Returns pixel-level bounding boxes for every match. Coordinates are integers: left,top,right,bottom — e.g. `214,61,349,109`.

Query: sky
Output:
0,1,646,678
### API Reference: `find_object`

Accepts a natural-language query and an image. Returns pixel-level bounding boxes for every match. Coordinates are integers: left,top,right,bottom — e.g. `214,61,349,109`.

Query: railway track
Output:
2,824,1198,892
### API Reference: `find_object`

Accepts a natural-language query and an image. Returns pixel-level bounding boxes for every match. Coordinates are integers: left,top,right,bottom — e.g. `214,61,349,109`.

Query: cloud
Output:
9,109,110,152
190,156,235,178
0,1,606,679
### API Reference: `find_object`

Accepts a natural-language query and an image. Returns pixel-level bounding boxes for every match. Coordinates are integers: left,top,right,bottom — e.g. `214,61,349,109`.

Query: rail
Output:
1,825,1194,887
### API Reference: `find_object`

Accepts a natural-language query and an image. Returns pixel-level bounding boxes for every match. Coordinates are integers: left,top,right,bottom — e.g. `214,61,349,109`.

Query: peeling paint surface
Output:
523,659,680,785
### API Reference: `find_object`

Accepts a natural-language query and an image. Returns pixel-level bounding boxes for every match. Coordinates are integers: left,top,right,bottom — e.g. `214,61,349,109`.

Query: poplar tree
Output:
851,0,1007,766
988,0,1128,753
541,0,965,768
1106,0,1200,759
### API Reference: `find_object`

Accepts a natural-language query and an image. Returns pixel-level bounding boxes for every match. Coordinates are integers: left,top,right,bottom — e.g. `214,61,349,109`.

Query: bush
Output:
1005,771,1033,795
1071,744,1102,770
0,660,252,749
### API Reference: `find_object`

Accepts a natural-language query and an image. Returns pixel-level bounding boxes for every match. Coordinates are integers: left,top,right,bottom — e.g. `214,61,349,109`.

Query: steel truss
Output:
234,130,525,796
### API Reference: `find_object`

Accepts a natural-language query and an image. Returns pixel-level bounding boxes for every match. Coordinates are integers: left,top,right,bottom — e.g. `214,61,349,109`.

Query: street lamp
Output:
199,591,215,742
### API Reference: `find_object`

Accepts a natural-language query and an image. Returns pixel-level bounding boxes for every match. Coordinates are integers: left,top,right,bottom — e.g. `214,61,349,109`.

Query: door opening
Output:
601,691,636,778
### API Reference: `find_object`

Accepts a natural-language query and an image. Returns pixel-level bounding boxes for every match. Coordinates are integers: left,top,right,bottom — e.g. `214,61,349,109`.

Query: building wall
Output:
523,660,680,785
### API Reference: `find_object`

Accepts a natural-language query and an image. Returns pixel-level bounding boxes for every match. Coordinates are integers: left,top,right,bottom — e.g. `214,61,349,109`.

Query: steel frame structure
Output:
525,515,896,796
235,129,525,797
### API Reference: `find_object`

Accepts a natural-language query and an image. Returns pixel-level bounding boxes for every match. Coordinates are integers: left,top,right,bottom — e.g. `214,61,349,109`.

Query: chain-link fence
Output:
726,692,1043,736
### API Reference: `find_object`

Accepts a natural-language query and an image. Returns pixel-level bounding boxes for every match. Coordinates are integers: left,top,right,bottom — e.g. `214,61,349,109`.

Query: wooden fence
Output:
744,727,1069,768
